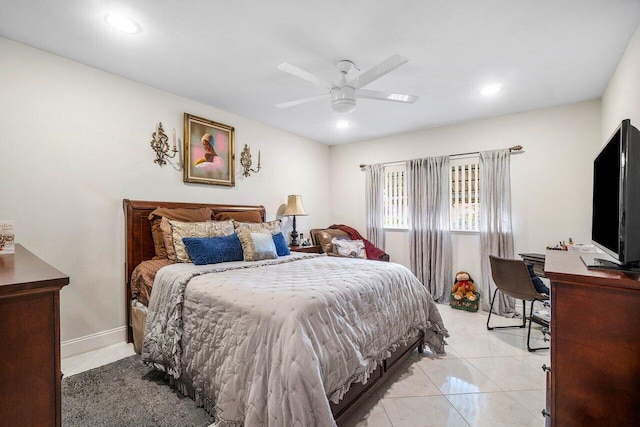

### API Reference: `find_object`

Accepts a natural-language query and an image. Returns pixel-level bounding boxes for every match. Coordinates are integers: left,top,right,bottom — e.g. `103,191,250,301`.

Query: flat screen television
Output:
590,119,640,270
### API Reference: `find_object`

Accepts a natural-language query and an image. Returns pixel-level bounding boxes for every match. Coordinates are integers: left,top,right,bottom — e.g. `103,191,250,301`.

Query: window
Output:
450,158,480,231
383,164,408,228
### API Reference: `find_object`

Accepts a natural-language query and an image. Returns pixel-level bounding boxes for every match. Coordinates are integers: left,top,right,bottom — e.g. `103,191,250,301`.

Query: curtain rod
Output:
358,145,523,169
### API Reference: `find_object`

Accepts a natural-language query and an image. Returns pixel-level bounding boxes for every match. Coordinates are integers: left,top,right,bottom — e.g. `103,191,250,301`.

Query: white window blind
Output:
450,159,480,231
383,164,408,229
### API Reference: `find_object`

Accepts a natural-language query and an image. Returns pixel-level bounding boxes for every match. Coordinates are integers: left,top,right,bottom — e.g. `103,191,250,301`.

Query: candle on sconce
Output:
156,123,160,139
258,150,261,167
172,128,177,150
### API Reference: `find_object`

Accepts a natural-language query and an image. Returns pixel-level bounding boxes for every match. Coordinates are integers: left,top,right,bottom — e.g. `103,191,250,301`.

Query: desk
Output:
0,245,69,427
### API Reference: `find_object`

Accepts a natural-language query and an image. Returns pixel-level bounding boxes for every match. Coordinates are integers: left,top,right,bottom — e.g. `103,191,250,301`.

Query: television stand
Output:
545,250,640,425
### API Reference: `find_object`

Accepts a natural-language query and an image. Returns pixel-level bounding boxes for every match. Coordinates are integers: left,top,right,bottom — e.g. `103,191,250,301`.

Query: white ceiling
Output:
1,0,639,145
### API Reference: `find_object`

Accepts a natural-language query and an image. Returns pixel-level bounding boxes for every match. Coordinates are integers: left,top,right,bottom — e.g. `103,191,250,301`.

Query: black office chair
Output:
487,255,550,352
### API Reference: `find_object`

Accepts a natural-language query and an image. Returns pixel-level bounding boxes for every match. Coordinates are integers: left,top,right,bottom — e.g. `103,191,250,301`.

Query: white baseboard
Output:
61,326,128,359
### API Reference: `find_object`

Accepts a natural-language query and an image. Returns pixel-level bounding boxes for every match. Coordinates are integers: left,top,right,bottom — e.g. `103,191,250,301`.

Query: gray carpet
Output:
62,355,214,427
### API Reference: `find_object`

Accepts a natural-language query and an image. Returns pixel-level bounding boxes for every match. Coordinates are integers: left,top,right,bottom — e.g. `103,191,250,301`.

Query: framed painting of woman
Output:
183,113,235,186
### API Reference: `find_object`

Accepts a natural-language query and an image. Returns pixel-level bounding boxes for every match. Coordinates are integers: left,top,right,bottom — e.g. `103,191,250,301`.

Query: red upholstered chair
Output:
310,226,390,262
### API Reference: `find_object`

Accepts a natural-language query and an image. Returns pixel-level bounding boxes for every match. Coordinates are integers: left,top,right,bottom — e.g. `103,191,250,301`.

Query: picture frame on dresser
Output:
0,220,15,254
183,113,235,187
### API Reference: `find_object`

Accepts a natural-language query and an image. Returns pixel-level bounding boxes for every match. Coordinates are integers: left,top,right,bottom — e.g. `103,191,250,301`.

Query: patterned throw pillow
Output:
148,207,213,259
237,227,278,261
169,219,235,262
332,238,367,259
234,220,282,235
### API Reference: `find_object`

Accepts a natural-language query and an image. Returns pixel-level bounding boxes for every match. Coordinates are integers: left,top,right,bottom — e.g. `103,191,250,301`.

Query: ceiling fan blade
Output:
275,93,328,109
358,89,419,103
350,54,409,89
277,63,333,89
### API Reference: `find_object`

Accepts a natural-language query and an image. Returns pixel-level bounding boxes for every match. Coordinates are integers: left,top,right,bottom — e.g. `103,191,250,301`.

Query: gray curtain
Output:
407,156,452,303
365,164,385,249
479,149,516,315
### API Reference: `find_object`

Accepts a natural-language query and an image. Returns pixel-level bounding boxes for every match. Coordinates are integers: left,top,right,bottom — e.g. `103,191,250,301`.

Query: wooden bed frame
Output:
123,199,423,426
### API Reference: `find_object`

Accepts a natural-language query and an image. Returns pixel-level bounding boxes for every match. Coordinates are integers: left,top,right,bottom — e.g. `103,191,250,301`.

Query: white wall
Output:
6,20,637,355
0,38,331,356
602,23,640,140
329,100,602,284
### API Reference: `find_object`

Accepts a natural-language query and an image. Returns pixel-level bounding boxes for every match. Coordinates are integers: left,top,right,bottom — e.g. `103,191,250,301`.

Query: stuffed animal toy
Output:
452,271,477,301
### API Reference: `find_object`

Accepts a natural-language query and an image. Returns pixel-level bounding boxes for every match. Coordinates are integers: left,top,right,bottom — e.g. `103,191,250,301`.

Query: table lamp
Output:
283,195,308,246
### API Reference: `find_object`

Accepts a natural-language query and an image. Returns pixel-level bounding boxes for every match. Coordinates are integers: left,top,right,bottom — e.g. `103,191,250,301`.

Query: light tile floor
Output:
343,303,549,427
61,303,549,426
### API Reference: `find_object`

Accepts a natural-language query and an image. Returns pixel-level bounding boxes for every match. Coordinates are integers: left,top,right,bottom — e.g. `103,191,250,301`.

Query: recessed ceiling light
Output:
480,84,502,96
336,120,350,129
105,13,141,34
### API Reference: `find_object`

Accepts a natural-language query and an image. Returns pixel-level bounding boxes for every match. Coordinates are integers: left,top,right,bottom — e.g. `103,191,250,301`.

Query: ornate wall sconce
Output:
150,122,178,166
240,144,261,177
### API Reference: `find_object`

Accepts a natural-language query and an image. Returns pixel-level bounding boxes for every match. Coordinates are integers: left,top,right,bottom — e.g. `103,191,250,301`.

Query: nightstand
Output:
290,245,322,254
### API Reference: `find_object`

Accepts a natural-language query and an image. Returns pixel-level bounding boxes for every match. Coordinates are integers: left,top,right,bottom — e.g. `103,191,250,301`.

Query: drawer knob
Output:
541,409,551,418
541,364,551,372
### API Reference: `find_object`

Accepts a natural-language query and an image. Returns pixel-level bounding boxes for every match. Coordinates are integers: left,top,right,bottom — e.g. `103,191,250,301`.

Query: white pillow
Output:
250,232,278,260
332,238,366,259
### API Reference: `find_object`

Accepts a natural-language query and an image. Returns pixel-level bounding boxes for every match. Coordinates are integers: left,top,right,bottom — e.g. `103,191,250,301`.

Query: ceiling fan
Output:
275,54,419,114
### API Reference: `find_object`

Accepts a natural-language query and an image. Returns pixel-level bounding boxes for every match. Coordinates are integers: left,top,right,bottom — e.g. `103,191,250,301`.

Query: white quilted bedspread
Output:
142,253,448,427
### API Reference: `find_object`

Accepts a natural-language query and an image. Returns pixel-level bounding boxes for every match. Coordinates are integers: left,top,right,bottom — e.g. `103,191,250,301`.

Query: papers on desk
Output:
566,244,601,253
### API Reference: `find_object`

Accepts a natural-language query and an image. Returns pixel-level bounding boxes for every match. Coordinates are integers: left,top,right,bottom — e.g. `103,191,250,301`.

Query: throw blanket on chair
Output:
329,224,389,261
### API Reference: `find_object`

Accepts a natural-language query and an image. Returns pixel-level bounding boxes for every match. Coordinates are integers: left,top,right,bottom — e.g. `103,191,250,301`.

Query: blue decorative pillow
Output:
250,232,278,260
182,234,244,265
272,232,290,256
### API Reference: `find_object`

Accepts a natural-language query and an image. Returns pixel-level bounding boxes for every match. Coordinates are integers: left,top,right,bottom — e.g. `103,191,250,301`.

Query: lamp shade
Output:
283,195,308,216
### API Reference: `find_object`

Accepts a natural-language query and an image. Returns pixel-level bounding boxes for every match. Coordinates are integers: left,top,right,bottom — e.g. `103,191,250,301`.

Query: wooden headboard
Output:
123,199,266,342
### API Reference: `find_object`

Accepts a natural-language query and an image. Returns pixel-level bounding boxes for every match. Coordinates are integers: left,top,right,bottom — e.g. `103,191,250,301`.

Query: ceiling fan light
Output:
331,86,356,113
332,99,356,113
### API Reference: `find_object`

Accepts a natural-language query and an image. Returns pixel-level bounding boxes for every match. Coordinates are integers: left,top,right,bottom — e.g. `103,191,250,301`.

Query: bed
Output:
123,199,448,426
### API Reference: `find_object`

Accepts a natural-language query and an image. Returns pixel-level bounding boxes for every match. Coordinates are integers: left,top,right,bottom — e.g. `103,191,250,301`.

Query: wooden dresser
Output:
544,250,640,426
0,244,69,427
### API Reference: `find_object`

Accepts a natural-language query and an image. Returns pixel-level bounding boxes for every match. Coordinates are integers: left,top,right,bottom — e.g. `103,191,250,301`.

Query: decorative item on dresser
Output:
0,244,69,427
544,250,640,426
282,194,308,246
0,220,15,253
240,144,261,177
